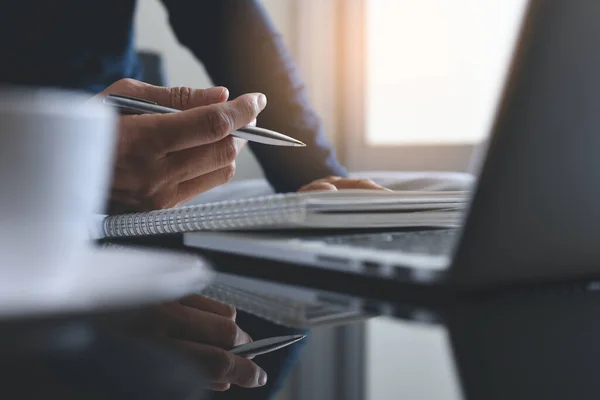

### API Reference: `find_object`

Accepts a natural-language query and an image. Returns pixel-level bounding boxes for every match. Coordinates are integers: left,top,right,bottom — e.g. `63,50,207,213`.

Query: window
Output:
335,0,528,171
292,0,528,171
365,0,527,146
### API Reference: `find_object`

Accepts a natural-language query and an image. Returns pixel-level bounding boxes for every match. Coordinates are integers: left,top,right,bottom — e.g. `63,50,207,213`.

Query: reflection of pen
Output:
103,94,306,147
230,335,306,358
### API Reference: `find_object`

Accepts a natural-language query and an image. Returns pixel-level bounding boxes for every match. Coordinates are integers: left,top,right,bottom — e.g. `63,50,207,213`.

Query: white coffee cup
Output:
0,88,117,293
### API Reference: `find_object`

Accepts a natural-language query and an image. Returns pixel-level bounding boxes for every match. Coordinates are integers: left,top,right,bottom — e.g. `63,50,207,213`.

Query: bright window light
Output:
366,0,528,145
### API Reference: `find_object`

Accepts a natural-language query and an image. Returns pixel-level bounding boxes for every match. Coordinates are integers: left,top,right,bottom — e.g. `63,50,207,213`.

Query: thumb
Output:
98,78,229,110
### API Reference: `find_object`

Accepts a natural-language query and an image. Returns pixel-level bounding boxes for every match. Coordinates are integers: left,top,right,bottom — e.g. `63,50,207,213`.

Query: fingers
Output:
163,136,247,187
138,92,267,153
164,304,252,349
329,178,387,190
110,134,246,210
164,135,239,182
174,165,237,205
207,383,231,392
161,86,229,110
233,137,249,153
298,176,389,192
179,295,237,320
298,182,338,192
110,162,238,211
102,79,264,212
172,341,267,389
99,78,229,109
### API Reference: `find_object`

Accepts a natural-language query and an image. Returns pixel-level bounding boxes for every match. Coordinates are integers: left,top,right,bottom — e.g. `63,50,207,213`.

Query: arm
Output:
160,0,347,192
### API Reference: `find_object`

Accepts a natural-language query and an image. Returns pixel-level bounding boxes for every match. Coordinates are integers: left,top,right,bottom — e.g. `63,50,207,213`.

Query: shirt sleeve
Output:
160,0,348,192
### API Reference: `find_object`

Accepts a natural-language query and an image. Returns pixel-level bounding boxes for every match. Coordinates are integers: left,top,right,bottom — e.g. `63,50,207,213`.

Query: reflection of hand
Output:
298,176,390,192
96,79,266,213
142,295,267,391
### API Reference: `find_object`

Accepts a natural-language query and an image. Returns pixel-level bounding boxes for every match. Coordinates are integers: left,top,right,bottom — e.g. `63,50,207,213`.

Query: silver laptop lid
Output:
452,0,600,286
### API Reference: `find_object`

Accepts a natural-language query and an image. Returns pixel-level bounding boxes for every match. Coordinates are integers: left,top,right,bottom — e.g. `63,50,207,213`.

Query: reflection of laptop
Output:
101,242,369,328
185,0,600,288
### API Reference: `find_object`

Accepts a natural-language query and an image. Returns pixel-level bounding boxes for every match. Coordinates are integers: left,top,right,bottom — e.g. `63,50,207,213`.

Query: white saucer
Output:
0,246,214,320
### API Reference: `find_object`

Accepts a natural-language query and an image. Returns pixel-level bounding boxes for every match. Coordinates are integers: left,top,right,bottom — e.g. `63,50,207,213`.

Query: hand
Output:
137,295,267,391
96,79,266,213
298,176,390,192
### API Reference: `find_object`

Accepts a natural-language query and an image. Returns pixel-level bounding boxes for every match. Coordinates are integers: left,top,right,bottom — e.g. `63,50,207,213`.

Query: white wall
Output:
134,0,296,181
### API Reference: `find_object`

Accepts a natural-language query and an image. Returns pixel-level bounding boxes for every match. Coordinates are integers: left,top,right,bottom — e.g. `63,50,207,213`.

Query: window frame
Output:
336,0,477,172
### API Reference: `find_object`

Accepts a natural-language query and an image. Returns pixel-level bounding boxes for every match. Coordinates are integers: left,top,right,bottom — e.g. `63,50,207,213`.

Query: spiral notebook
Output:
91,190,467,239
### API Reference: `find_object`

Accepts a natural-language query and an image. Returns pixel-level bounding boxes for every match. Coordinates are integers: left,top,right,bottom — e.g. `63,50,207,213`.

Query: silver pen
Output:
103,94,306,147
230,334,306,358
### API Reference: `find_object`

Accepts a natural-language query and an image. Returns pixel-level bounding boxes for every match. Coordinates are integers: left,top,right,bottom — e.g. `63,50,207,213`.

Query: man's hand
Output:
97,79,266,213
298,176,390,192
138,295,267,391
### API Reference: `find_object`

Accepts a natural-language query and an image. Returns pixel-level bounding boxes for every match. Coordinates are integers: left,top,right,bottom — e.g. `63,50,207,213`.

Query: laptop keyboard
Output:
307,229,458,256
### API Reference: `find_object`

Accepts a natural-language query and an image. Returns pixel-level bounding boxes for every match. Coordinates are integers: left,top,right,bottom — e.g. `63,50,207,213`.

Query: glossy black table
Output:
207,252,600,400
0,310,208,400
363,285,600,400
105,236,600,399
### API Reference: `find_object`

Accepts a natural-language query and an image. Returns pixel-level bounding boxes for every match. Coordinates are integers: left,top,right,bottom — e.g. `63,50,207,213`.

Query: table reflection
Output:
364,284,600,400
366,317,462,400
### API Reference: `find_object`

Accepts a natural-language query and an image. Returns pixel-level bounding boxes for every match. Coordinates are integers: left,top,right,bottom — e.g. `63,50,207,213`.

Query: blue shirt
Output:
0,0,346,192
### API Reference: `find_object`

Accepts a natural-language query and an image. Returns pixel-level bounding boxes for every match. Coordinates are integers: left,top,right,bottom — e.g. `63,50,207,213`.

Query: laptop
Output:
184,0,600,289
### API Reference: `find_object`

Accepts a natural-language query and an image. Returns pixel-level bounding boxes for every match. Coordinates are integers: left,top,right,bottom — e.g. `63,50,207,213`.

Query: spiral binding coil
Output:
103,193,308,237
